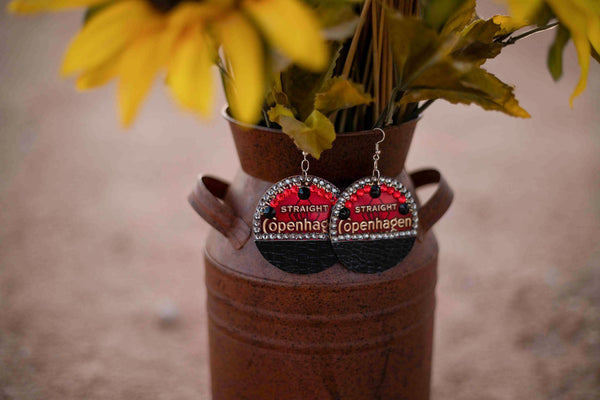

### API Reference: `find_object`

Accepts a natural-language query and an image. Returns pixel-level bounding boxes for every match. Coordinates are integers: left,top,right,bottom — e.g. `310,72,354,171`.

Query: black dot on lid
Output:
370,185,381,198
263,206,276,219
298,187,311,200
339,207,350,219
399,203,410,215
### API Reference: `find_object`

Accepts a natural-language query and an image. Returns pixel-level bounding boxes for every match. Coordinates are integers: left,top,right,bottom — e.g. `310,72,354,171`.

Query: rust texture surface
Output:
1,4,599,399
196,119,444,399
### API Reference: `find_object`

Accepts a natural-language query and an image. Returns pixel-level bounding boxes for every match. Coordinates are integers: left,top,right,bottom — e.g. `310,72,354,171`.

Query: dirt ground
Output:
1,3,599,400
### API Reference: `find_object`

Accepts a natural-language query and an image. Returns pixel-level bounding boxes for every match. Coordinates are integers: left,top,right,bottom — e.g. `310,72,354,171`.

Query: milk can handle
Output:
409,168,453,240
188,175,251,250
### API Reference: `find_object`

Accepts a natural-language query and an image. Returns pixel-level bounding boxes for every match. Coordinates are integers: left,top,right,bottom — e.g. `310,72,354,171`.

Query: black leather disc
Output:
330,176,418,273
253,175,340,274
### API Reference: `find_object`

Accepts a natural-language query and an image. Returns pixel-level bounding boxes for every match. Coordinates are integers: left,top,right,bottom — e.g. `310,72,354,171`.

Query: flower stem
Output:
500,22,559,46
415,99,435,114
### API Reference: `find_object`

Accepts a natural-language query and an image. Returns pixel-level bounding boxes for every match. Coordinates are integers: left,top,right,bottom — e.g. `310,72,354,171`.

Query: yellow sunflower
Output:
8,0,329,126
507,0,600,106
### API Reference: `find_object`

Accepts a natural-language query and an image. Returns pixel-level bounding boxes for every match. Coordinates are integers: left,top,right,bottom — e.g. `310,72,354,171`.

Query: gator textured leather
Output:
333,237,417,273
255,240,338,274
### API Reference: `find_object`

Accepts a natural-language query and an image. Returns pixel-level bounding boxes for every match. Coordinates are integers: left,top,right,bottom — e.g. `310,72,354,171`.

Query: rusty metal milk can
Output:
189,115,453,400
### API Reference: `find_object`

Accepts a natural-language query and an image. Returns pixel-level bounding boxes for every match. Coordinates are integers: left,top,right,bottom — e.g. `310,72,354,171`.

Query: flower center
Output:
147,0,200,13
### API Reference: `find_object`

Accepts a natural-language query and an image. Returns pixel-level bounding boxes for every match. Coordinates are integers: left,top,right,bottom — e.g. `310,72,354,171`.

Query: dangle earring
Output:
329,128,418,273
253,152,340,274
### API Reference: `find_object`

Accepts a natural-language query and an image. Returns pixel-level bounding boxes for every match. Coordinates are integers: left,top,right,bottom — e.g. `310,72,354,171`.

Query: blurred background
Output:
1,1,599,399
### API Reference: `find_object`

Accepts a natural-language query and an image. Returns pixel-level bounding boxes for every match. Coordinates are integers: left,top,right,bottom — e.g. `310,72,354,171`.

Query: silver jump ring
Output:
301,151,310,179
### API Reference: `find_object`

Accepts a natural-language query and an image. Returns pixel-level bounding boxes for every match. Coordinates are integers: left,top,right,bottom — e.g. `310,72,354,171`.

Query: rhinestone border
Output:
329,176,418,242
253,175,339,241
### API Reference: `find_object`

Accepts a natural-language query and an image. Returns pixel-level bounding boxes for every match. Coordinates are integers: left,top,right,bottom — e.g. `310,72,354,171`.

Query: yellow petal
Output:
545,0,600,54
588,16,600,55
491,15,529,36
76,57,119,90
244,0,328,72
7,0,107,13
62,0,162,76
167,1,222,28
572,0,600,54
506,0,544,24
168,27,215,116
117,32,167,126
567,31,590,107
215,12,264,124
546,0,596,105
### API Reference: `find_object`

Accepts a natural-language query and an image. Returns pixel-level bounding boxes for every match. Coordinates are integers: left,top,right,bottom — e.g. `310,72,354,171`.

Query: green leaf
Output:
279,43,342,120
316,2,358,27
386,14,446,87
398,60,530,118
440,0,476,35
267,73,292,108
280,68,328,120
268,103,296,119
305,0,362,42
314,77,372,114
267,105,336,159
387,8,528,119
547,24,570,81
452,19,503,65
422,0,469,32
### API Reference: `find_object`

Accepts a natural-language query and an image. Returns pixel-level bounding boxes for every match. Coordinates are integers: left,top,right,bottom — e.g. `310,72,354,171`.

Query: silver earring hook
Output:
374,127,385,146
372,128,385,181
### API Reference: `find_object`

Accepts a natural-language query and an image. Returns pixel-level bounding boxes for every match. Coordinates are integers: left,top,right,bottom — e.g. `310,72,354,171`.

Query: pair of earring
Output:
253,129,418,274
